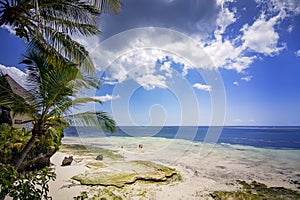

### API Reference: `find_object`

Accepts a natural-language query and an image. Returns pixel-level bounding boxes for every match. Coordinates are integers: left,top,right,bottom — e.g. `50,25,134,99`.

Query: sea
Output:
64,126,300,150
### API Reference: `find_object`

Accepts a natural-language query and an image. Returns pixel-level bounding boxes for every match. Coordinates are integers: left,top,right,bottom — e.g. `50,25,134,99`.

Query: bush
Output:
0,164,56,200
0,124,64,170
25,125,64,170
0,124,29,164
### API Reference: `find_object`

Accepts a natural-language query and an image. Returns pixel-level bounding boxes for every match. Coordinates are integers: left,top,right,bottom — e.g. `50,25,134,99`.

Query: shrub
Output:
0,164,56,200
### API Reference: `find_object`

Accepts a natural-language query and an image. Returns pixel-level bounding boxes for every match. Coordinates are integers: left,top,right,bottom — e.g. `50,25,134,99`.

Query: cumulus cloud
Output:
200,1,290,72
216,0,235,6
202,37,254,73
87,28,213,90
233,81,239,86
75,0,299,89
241,14,284,56
255,0,300,17
1,24,16,35
193,83,212,91
0,64,27,88
99,47,174,90
160,61,173,78
295,50,300,57
199,3,256,73
241,76,253,82
214,6,236,36
93,94,120,102
135,74,168,90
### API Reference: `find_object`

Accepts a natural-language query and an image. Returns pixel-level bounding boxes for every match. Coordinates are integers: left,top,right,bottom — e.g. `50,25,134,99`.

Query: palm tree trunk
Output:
18,148,56,171
0,137,37,200
14,135,38,170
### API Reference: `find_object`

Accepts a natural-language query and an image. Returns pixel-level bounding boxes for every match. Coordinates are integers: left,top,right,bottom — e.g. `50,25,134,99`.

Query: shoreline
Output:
49,136,300,199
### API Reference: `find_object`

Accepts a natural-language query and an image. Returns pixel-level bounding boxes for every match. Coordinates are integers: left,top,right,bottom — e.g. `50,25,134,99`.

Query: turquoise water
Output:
64,126,300,150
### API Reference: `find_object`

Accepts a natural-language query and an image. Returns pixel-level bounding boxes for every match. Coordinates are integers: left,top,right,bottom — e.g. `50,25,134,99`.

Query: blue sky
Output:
1,0,300,126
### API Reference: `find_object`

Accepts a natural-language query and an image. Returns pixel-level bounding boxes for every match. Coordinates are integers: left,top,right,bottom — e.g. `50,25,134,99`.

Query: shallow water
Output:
65,126,300,149
63,135,300,170
60,135,300,198
63,125,300,192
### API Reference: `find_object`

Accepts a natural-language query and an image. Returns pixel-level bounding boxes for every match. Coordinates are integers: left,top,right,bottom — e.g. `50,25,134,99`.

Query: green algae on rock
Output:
210,180,300,200
74,186,153,200
86,161,106,169
72,160,181,187
90,188,123,200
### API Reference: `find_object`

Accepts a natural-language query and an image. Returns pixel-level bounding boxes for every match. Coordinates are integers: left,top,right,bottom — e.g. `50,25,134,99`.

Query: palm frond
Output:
42,16,100,36
63,97,103,109
88,0,122,14
40,66,79,110
40,1,99,26
27,32,68,68
68,111,116,132
71,73,100,92
47,97,103,118
30,26,95,74
45,117,70,128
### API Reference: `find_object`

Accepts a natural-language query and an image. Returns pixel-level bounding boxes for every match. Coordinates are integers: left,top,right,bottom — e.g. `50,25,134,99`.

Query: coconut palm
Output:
0,50,116,171
0,0,122,73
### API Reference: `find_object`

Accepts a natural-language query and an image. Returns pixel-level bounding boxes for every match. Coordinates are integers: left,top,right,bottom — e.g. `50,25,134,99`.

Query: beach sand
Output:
49,136,300,199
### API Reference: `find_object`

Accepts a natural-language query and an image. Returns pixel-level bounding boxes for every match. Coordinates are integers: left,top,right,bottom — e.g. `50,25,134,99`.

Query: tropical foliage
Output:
0,124,30,164
0,0,122,73
0,164,55,200
0,1,122,199
0,123,64,170
0,50,116,171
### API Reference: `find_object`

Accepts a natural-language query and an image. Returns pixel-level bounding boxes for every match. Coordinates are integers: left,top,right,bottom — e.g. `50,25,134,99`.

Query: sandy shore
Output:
49,136,300,199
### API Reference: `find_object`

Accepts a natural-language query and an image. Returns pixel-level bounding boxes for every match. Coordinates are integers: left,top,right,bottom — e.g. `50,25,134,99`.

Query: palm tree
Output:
0,0,122,73
0,50,116,171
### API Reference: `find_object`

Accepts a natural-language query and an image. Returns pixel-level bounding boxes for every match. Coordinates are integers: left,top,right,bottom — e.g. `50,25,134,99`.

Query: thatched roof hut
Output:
4,74,30,99
0,74,32,129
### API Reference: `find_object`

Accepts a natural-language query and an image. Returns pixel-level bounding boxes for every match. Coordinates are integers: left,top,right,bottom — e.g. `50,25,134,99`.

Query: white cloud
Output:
215,0,237,38
241,75,253,82
83,28,213,90
93,94,120,102
202,37,254,73
233,81,239,86
225,56,257,72
135,74,168,90
215,7,236,36
255,0,300,17
193,83,212,91
295,50,300,57
216,0,235,7
201,5,287,73
0,64,27,88
75,0,298,89
241,14,284,56
1,25,16,35
160,61,173,77
204,39,237,67
287,25,294,33
199,2,260,73
99,48,170,90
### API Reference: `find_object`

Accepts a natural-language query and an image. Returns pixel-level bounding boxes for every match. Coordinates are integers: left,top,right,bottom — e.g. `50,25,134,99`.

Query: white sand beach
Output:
49,136,300,199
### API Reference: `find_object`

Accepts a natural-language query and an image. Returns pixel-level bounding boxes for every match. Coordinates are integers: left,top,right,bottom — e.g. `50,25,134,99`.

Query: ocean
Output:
64,126,300,150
